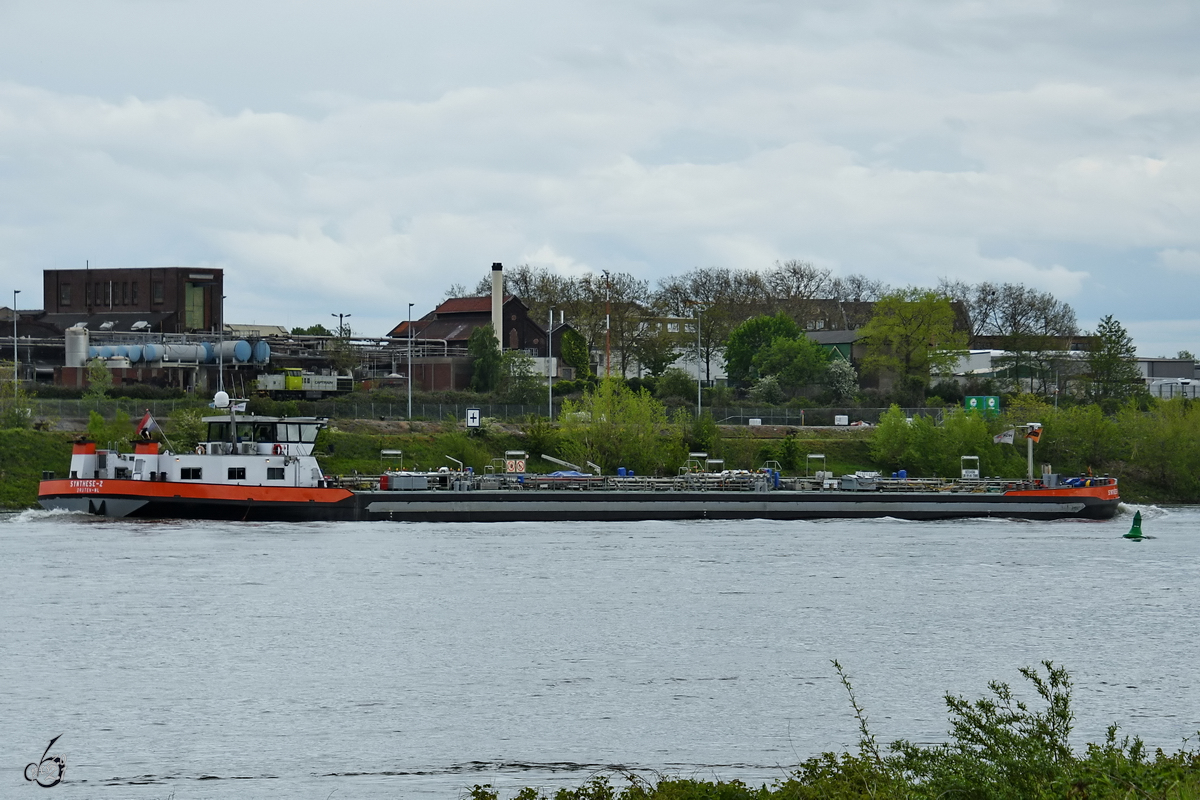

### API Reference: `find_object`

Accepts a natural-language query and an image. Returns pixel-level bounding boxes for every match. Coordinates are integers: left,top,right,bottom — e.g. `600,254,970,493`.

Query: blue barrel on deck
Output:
898,469,907,479
617,467,627,477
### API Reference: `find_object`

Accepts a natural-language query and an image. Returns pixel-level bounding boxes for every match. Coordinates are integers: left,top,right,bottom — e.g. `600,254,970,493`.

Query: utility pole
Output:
218,294,226,393
548,307,554,420
602,271,611,377
696,307,702,417
12,289,20,388
407,302,414,420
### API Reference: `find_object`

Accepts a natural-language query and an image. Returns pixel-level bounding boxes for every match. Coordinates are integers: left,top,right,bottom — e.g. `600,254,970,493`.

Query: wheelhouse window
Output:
267,467,285,480
228,467,246,480
181,467,202,480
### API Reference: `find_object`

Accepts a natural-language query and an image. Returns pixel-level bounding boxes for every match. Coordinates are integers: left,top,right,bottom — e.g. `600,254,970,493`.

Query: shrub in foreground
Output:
467,662,1200,800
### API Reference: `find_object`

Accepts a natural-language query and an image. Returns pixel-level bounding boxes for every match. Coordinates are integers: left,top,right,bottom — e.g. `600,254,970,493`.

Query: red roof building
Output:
387,294,562,391
388,294,550,355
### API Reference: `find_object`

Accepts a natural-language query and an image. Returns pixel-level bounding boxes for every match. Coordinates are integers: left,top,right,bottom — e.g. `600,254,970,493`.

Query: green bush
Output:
474,663,1200,800
655,368,695,401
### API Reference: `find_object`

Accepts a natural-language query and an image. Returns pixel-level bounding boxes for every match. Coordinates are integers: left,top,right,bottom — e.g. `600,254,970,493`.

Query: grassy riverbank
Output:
0,429,74,508
6,393,1200,507
467,663,1200,800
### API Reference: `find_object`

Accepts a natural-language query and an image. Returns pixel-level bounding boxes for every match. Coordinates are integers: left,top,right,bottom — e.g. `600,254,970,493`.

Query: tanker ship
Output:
37,404,1121,523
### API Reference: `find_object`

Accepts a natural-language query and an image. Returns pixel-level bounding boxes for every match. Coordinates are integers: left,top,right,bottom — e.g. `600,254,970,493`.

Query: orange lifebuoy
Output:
273,444,285,455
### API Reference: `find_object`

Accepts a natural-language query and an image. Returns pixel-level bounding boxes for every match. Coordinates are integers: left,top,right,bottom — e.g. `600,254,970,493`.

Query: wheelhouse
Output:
203,416,323,446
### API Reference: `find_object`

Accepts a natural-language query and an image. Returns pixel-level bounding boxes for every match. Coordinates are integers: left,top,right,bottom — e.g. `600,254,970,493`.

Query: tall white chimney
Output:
490,262,503,348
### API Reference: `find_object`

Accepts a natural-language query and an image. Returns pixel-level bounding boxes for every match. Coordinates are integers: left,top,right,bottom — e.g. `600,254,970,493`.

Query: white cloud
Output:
0,1,1199,352
1159,249,1200,275
1125,318,1200,358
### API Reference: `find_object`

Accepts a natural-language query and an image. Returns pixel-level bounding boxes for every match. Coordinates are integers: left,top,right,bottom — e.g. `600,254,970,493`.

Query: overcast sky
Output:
2,0,1197,355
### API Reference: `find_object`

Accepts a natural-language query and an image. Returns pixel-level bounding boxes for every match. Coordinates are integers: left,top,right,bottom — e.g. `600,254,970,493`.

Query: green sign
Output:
965,396,1000,414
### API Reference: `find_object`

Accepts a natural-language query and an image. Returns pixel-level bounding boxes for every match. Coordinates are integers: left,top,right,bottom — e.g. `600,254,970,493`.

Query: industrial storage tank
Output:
252,340,271,363
126,345,143,363
98,346,115,359
161,344,207,362
142,344,163,362
214,340,252,363
65,326,89,368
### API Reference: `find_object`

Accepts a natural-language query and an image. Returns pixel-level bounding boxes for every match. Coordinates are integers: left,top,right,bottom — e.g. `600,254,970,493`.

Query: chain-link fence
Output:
30,398,945,426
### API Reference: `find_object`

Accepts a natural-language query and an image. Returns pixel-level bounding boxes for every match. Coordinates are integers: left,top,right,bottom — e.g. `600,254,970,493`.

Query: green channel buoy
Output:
1123,510,1144,540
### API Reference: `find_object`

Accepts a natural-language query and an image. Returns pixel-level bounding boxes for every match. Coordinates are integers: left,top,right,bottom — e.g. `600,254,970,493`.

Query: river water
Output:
1,506,1197,799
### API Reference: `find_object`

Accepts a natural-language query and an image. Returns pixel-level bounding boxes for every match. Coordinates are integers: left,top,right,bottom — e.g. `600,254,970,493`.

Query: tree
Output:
325,337,359,375
859,288,969,402
825,357,859,402
751,335,831,395
0,360,32,429
749,374,784,405
655,367,695,401
829,273,889,302
632,322,682,377
1086,315,1143,409
558,379,686,475
937,279,1080,396
871,405,1002,478
468,324,502,393
84,357,113,401
86,409,133,449
498,350,544,403
559,327,592,378
291,324,334,336
723,313,801,385
485,266,650,377
762,260,834,323
654,267,767,382
166,408,207,450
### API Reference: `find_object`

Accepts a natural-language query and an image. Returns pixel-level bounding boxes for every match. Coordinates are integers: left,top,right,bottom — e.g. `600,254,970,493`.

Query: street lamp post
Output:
407,302,414,421
218,294,226,394
695,307,702,417
331,313,351,338
548,307,554,420
12,289,20,388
